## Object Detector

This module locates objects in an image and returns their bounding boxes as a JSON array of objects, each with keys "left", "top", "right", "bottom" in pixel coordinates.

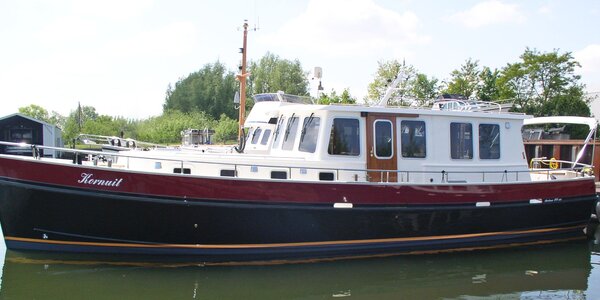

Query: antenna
[
  {"left": 253, "top": 0, "right": 260, "bottom": 31},
  {"left": 313, "top": 67, "right": 324, "bottom": 99},
  {"left": 254, "top": 16, "right": 260, "bottom": 31}
]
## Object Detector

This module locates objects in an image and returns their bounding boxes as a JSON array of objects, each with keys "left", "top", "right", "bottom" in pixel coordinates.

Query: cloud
[
  {"left": 537, "top": 3, "right": 553, "bottom": 16},
  {"left": 575, "top": 44, "right": 600, "bottom": 92},
  {"left": 258, "top": 0, "right": 429, "bottom": 58},
  {"left": 575, "top": 44, "right": 600, "bottom": 73},
  {"left": 447, "top": 0, "right": 525, "bottom": 28}
]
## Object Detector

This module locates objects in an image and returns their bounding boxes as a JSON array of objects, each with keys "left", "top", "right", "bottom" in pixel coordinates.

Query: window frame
[
  {"left": 479, "top": 123, "right": 501, "bottom": 159},
  {"left": 450, "top": 122, "right": 473, "bottom": 159},
  {"left": 251, "top": 127, "right": 262, "bottom": 144},
  {"left": 327, "top": 118, "right": 360, "bottom": 156},
  {"left": 298, "top": 116, "right": 320, "bottom": 153},
  {"left": 260, "top": 129, "right": 272, "bottom": 145},
  {"left": 282, "top": 116, "right": 300, "bottom": 151},
  {"left": 271, "top": 116, "right": 286, "bottom": 149},
  {"left": 400, "top": 120, "right": 427, "bottom": 158},
  {"left": 373, "top": 119, "right": 394, "bottom": 159}
]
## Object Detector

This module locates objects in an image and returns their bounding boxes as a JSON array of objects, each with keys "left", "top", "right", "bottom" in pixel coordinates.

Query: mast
[{"left": 237, "top": 21, "right": 249, "bottom": 139}]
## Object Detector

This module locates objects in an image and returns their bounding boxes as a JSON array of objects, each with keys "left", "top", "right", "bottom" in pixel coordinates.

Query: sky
[{"left": 1, "top": 0, "right": 599, "bottom": 119}]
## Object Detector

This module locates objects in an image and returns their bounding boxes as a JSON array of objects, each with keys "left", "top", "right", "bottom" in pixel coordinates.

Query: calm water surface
[{"left": 0, "top": 224, "right": 598, "bottom": 299}]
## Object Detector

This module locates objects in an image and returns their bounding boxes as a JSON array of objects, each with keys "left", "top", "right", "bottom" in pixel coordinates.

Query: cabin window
[
  {"left": 272, "top": 117, "right": 285, "bottom": 149},
  {"left": 173, "top": 168, "right": 191, "bottom": 174},
  {"left": 260, "top": 129, "right": 271, "bottom": 145},
  {"left": 271, "top": 171, "right": 288, "bottom": 179},
  {"left": 374, "top": 120, "right": 393, "bottom": 158},
  {"left": 220, "top": 170, "right": 236, "bottom": 177},
  {"left": 401, "top": 120, "right": 426, "bottom": 158},
  {"left": 328, "top": 118, "right": 360, "bottom": 156},
  {"left": 319, "top": 172, "right": 335, "bottom": 181},
  {"left": 479, "top": 124, "right": 500, "bottom": 159},
  {"left": 299, "top": 116, "right": 320, "bottom": 153},
  {"left": 282, "top": 117, "right": 299, "bottom": 150},
  {"left": 450, "top": 122, "right": 473, "bottom": 159},
  {"left": 251, "top": 128, "right": 262, "bottom": 144}
]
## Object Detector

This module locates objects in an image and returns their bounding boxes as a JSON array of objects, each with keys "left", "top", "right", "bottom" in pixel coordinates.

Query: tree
[
  {"left": 411, "top": 73, "right": 439, "bottom": 103},
  {"left": 497, "top": 48, "right": 588, "bottom": 117},
  {"left": 444, "top": 58, "right": 480, "bottom": 99},
  {"left": 317, "top": 88, "right": 357, "bottom": 105},
  {"left": 18, "top": 104, "right": 49, "bottom": 122},
  {"left": 366, "top": 60, "right": 417, "bottom": 105},
  {"left": 247, "top": 52, "right": 309, "bottom": 96},
  {"left": 163, "top": 61, "right": 238, "bottom": 120},
  {"left": 81, "top": 115, "right": 122, "bottom": 137},
  {"left": 136, "top": 110, "right": 215, "bottom": 144},
  {"left": 213, "top": 114, "right": 239, "bottom": 144},
  {"left": 476, "top": 67, "right": 500, "bottom": 101},
  {"left": 62, "top": 105, "right": 100, "bottom": 142},
  {"left": 18, "top": 104, "right": 65, "bottom": 128}
]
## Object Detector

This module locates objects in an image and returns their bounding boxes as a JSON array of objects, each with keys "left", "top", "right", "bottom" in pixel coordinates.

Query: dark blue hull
[{"left": 0, "top": 177, "right": 597, "bottom": 263}]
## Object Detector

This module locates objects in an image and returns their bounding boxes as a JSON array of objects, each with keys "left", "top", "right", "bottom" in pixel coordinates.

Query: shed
[{"left": 0, "top": 113, "right": 63, "bottom": 158}]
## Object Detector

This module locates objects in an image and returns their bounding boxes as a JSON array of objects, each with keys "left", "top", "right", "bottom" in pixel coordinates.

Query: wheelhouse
[{"left": 241, "top": 93, "right": 529, "bottom": 183}]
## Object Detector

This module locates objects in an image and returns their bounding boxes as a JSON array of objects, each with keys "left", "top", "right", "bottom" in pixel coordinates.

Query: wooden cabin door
[{"left": 366, "top": 114, "right": 397, "bottom": 182}]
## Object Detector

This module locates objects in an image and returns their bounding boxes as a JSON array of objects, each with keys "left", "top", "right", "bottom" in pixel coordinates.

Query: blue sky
[{"left": 1, "top": 0, "right": 599, "bottom": 119}]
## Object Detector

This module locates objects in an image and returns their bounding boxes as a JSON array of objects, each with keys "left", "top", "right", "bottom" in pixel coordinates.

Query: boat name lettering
[
  {"left": 78, "top": 173, "right": 124, "bottom": 187},
  {"left": 543, "top": 198, "right": 562, "bottom": 203}
]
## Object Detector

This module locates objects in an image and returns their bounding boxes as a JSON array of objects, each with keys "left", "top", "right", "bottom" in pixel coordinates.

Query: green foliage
[
  {"left": 477, "top": 67, "right": 501, "bottom": 101},
  {"left": 366, "top": 61, "right": 442, "bottom": 106},
  {"left": 18, "top": 104, "right": 65, "bottom": 128},
  {"left": 444, "top": 58, "right": 480, "bottom": 99},
  {"left": 81, "top": 116, "right": 123, "bottom": 137},
  {"left": 497, "top": 48, "right": 588, "bottom": 117},
  {"left": 62, "top": 105, "right": 101, "bottom": 142},
  {"left": 366, "top": 60, "right": 417, "bottom": 104},
  {"left": 137, "top": 110, "right": 215, "bottom": 144},
  {"left": 248, "top": 52, "right": 309, "bottom": 97},
  {"left": 411, "top": 73, "right": 439, "bottom": 103},
  {"left": 317, "top": 89, "right": 357, "bottom": 105},
  {"left": 163, "top": 61, "right": 238, "bottom": 120},
  {"left": 213, "top": 114, "right": 239, "bottom": 144},
  {"left": 19, "top": 49, "right": 594, "bottom": 146}
]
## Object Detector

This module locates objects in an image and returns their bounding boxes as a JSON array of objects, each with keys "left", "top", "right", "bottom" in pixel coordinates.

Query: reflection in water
[{"left": 0, "top": 225, "right": 597, "bottom": 300}]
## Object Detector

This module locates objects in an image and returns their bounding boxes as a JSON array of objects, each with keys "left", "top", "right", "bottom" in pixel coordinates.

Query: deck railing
[{"left": 0, "top": 141, "right": 593, "bottom": 184}]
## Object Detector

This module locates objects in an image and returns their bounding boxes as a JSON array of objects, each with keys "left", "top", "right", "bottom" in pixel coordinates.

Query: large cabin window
[
  {"left": 374, "top": 120, "right": 393, "bottom": 158},
  {"left": 251, "top": 128, "right": 262, "bottom": 144},
  {"left": 260, "top": 129, "right": 271, "bottom": 145},
  {"left": 328, "top": 118, "right": 360, "bottom": 156},
  {"left": 401, "top": 120, "right": 426, "bottom": 158},
  {"left": 282, "top": 116, "right": 299, "bottom": 150},
  {"left": 479, "top": 124, "right": 500, "bottom": 159},
  {"left": 272, "top": 116, "right": 286, "bottom": 149},
  {"left": 299, "top": 115, "right": 320, "bottom": 153},
  {"left": 450, "top": 122, "right": 473, "bottom": 159}
]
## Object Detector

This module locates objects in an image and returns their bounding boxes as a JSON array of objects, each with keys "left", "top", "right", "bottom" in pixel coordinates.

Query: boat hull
[{"left": 0, "top": 175, "right": 596, "bottom": 262}]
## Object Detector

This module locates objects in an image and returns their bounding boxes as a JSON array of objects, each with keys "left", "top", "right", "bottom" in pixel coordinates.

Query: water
[{"left": 0, "top": 224, "right": 598, "bottom": 300}]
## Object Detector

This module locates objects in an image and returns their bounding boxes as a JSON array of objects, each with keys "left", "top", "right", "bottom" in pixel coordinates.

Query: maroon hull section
[
  {"left": 0, "top": 156, "right": 595, "bottom": 206},
  {"left": 0, "top": 155, "right": 597, "bottom": 260}
]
